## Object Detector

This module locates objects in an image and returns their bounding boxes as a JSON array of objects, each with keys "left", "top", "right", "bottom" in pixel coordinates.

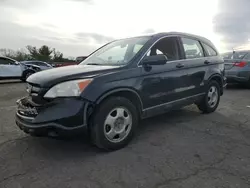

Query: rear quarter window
[{"left": 202, "top": 43, "right": 217, "bottom": 56}]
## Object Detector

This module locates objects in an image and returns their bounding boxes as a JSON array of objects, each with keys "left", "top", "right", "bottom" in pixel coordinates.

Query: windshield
[{"left": 80, "top": 36, "right": 150, "bottom": 66}]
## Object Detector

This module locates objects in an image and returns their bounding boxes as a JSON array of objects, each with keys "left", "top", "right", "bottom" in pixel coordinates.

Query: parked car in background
[
  {"left": 21, "top": 60, "right": 53, "bottom": 71},
  {"left": 0, "top": 56, "right": 40, "bottom": 81},
  {"left": 16, "top": 32, "right": 226, "bottom": 151},
  {"left": 76, "top": 56, "right": 88, "bottom": 63},
  {"left": 222, "top": 50, "right": 250, "bottom": 87},
  {"left": 52, "top": 62, "right": 79, "bottom": 67}
]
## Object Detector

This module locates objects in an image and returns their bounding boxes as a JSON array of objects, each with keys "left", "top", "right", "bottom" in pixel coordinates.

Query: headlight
[{"left": 44, "top": 79, "right": 92, "bottom": 98}]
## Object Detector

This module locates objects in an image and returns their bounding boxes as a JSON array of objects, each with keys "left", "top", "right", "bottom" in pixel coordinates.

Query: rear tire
[
  {"left": 197, "top": 80, "right": 220, "bottom": 113},
  {"left": 90, "top": 97, "right": 138, "bottom": 151}
]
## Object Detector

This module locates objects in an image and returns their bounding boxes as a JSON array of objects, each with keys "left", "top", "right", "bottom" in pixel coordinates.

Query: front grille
[{"left": 17, "top": 98, "right": 41, "bottom": 118}]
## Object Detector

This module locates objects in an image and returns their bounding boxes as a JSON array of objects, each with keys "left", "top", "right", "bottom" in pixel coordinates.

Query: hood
[{"left": 27, "top": 64, "right": 119, "bottom": 87}]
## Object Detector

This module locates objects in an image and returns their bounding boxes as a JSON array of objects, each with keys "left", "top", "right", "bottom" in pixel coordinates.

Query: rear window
[{"left": 233, "top": 52, "right": 248, "bottom": 59}]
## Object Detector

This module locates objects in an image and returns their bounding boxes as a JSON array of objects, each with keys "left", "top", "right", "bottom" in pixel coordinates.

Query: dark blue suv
[{"left": 16, "top": 32, "right": 226, "bottom": 151}]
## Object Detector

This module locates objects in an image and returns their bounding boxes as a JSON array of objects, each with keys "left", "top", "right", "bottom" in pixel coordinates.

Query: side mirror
[
  {"left": 14, "top": 61, "right": 19, "bottom": 65},
  {"left": 141, "top": 54, "right": 167, "bottom": 66}
]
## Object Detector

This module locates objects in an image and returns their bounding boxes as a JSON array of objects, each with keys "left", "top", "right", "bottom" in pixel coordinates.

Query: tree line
[{"left": 0, "top": 45, "right": 75, "bottom": 62}]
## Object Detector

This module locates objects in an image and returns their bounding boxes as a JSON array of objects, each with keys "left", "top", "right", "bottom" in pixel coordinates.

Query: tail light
[{"left": 234, "top": 61, "right": 247, "bottom": 67}]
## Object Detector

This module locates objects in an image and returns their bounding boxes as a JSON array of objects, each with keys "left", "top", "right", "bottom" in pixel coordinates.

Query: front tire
[
  {"left": 90, "top": 97, "right": 138, "bottom": 151},
  {"left": 197, "top": 80, "right": 220, "bottom": 113},
  {"left": 25, "top": 71, "right": 34, "bottom": 80},
  {"left": 21, "top": 71, "right": 35, "bottom": 82}
]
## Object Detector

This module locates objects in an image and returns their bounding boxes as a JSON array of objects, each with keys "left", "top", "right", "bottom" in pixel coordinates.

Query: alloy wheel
[
  {"left": 104, "top": 107, "right": 132, "bottom": 143},
  {"left": 207, "top": 86, "right": 218, "bottom": 108}
]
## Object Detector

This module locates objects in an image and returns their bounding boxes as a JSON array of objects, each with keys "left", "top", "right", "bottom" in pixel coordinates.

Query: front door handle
[
  {"left": 204, "top": 60, "right": 211, "bottom": 64},
  {"left": 176, "top": 63, "right": 184, "bottom": 68}
]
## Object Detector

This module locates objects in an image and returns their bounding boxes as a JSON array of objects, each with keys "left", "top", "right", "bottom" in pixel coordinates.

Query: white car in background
[
  {"left": 21, "top": 60, "right": 53, "bottom": 71},
  {"left": 0, "top": 56, "right": 42, "bottom": 81}
]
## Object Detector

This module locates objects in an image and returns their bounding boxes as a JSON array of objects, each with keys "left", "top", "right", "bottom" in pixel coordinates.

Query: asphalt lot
[{"left": 1, "top": 81, "right": 250, "bottom": 188}]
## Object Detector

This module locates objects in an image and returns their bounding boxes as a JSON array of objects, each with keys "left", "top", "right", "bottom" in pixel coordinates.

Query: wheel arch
[
  {"left": 22, "top": 69, "right": 36, "bottom": 77},
  {"left": 208, "top": 74, "right": 223, "bottom": 95},
  {"left": 95, "top": 88, "right": 144, "bottom": 116}
]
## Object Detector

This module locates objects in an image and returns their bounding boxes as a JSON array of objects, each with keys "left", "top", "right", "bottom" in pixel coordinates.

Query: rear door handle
[
  {"left": 204, "top": 60, "right": 211, "bottom": 64},
  {"left": 176, "top": 63, "right": 184, "bottom": 68}
]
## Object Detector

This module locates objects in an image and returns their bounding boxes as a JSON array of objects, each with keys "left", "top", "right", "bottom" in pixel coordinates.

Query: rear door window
[{"left": 181, "top": 38, "right": 204, "bottom": 59}]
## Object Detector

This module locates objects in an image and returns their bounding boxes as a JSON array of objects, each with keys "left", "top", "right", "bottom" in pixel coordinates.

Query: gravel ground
[{"left": 0, "top": 81, "right": 250, "bottom": 188}]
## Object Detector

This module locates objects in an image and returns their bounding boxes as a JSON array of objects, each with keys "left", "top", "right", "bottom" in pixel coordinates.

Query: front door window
[{"left": 146, "top": 37, "right": 180, "bottom": 61}]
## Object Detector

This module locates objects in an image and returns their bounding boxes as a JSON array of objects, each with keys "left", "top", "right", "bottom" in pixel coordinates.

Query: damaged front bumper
[{"left": 15, "top": 97, "right": 91, "bottom": 137}]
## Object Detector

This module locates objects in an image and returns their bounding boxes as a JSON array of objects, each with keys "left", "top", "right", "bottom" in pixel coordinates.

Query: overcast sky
[{"left": 0, "top": 0, "right": 249, "bottom": 57}]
